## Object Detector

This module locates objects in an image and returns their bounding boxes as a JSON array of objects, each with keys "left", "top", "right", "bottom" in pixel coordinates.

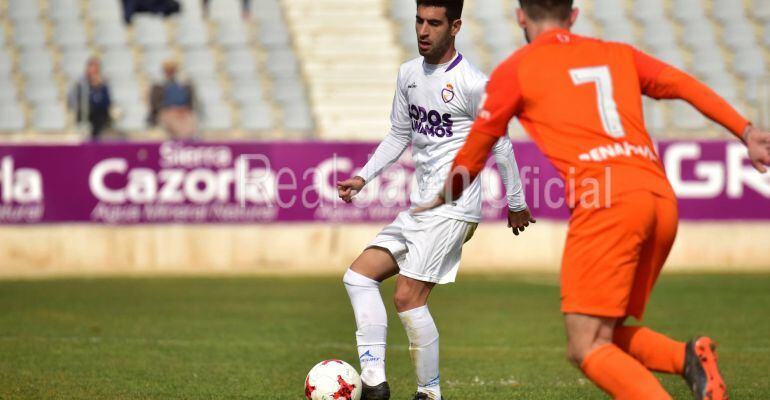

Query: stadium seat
[
  {"left": 110, "top": 79, "right": 142, "bottom": 108},
  {"left": 20, "top": 49, "right": 54, "bottom": 80},
  {"left": 25, "top": 79, "right": 60, "bottom": 105},
  {"left": 764, "top": 23, "right": 770, "bottom": 46},
  {"left": 201, "top": 101, "right": 233, "bottom": 131},
  {"left": 272, "top": 78, "right": 307, "bottom": 105},
  {"left": 632, "top": 0, "right": 665, "bottom": 23},
  {"left": 703, "top": 72, "right": 739, "bottom": 104},
  {"left": 265, "top": 48, "right": 300, "bottom": 79},
  {"left": 0, "top": 49, "right": 13, "bottom": 77},
  {"left": 175, "top": 17, "right": 210, "bottom": 49},
  {"left": 92, "top": 22, "right": 129, "bottom": 48},
  {"left": 48, "top": 0, "right": 82, "bottom": 22},
  {"left": 672, "top": 101, "right": 708, "bottom": 130},
  {"left": 250, "top": 0, "right": 284, "bottom": 24},
  {"left": 54, "top": 21, "right": 88, "bottom": 49},
  {"left": 473, "top": 0, "right": 508, "bottom": 23},
  {"left": 652, "top": 46, "right": 686, "bottom": 70},
  {"left": 483, "top": 20, "right": 518, "bottom": 55},
  {"left": 239, "top": 102, "right": 274, "bottom": 131},
  {"left": 142, "top": 48, "right": 171, "bottom": 82},
  {"left": 88, "top": 0, "right": 124, "bottom": 23},
  {"left": 733, "top": 47, "right": 767, "bottom": 79},
  {"left": 0, "top": 78, "right": 17, "bottom": 105},
  {"left": 224, "top": 48, "right": 258, "bottom": 80},
  {"left": 682, "top": 22, "right": 718, "bottom": 51},
  {"left": 231, "top": 80, "right": 264, "bottom": 105},
  {"left": 673, "top": 0, "right": 707, "bottom": 22},
  {"left": 178, "top": 0, "right": 204, "bottom": 20},
  {"left": 643, "top": 98, "right": 666, "bottom": 134},
  {"left": 602, "top": 20, "right": 635, "bottom": 43},
  {"left": 757, "top": 0, "right": 770, "bottom": 22},
  {"left": 12, "top": 23, "right": 47, "bottom": 49},
  {"left": 593, "top": 0, "right": 627, "bottom": 24},
  {"left": 115, "top": 104, "right": 149, "bottom": 131},
  {"left": 641, "top": 19, "right": 677, "bottom": 51},
  {"left": 691, "top": 47, "right": 728, "bottom": 77},
  {"left": 216, "top": 20, "right": 249, "bottom": 48},
  {"left": 722, "top": 22, "right": 757, "bottom": 51},
  {"left": 282, "top": 103, "right": 314, "bottom": 132},
  {"left": 712, "top": 0, "right": 746, "bottom": 23},
  {"left": 102, "top": 49, "right": 137, "bottom": 82},
  {"left": 133, "top": 15, "right": 169, "bottom": 50},
  {"left": 258, "top": 22, "right": 291, "bottom": 50},
  {"left": 32, "top": 104, "right": 67, "bottom": 132},
  {"left": 61, "top": 48, "right": 92, "bottom": 82},
  {"left": 398, "top": 21, "right": 416, "bottom": 49},
  {"left": 391, "top": 0, "right": 415, "bottom": 22},
  {"left": 193, "top": 78, "right": 225, "bottom": 104},
  {"left": 7, "top": 0, "right": 40, "bottom": 23},
  {"left": 0, "top": 104, "right": 25, "bottom": 132},
  {"left": 208, "top": 0, "right": 242, "bottom": 22},
  {"left": 183, "top": 48, "right": 217, "bottom": 79}
]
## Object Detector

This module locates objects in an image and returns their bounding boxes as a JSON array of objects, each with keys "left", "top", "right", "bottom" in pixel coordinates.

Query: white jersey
[{"left": 359, "top": 52, "right": 525, "bottom": 223}]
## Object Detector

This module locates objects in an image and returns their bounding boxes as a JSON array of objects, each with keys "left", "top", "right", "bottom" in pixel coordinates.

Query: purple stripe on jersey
[{"left": 445, "top": 53, "right": 463, "bottom": 72}]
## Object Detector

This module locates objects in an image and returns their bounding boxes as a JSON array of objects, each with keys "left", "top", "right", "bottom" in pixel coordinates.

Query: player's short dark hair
[
  {"left": 416, "top": 0, "right": 464, "bottom": 23},
  {"left": 518, "top": 0, "right": 573, "bottom": 21}
]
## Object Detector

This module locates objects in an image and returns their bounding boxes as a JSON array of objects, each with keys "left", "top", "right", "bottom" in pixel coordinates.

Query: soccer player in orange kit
[{"left": 417, "top": 0, "right": 770, "bottom": 399}]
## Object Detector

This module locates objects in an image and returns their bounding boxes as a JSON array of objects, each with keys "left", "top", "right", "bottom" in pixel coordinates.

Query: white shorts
[{"left": 367, "top": 211, "right": 478, "bottom": 284}]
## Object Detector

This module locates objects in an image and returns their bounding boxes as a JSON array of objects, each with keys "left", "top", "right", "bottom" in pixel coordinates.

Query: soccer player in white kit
[{"left": 336, "top": 1, "right": 534, "bottom": 399}]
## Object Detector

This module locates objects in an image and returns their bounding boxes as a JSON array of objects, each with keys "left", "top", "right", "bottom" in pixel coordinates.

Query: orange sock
[
  {"left": 613, "top": 326, "right": 686, "bottom": 374},
  {"left": 581, "top": 344, "right": 672, "bottom": 400}
]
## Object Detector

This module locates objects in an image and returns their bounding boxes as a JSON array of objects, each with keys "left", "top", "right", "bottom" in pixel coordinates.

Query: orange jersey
[{"left": 452, "top": 28, "right": 750, "bottom": 205}]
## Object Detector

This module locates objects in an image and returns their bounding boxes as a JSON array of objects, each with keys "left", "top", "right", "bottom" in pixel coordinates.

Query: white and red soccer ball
[{"left": 305, "top": 359, "right": 362, "bottom": 400}]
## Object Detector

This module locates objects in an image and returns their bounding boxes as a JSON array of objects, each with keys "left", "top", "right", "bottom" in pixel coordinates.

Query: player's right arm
[
  {"left": 632, "top": 47, "right": 770, "bottom": 172},
  {"left": 337, "top": 67, "right": 413, "bottom": 203}
]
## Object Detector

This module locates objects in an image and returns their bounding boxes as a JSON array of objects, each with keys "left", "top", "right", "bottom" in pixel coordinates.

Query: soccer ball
[{"left": 304, "top": 359, "right": 362, "bottom": 400}]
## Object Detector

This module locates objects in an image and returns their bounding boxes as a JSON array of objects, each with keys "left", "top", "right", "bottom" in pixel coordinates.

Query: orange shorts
[{"left": 561, "top": 191, "right": 678, "bottom": 320}]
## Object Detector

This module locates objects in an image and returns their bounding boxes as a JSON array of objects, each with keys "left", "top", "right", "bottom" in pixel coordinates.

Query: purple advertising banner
[{"left": 0, "top": 140, "right": 767, "bottom": 224}]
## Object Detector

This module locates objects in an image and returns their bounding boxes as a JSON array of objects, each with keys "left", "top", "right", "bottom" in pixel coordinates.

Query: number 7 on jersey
[{"left": 569, "top": 66, "right": 627, "bottom": 138}]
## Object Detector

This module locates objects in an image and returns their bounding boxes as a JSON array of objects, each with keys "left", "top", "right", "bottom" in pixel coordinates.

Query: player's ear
[
  {"left": 515, "top": 8, "right": 527, "bottom": 28},
  {"left": 568, "top": 8, "right": 580, "bottom": 27},
  {"left": 451, "top": 18, "right": 462, "bottom": 36},
  {"left": 569, "top": 7, "right": 580, "bottom": 27}
]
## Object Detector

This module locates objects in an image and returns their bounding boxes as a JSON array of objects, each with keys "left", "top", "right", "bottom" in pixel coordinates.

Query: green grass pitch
[{"left": 0, "top": 273, "right": 768, "bottom": 399}]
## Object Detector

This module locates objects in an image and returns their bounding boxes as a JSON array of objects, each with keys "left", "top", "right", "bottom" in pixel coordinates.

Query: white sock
[
  {"left": 398, "top": 305, "right": 441, "bottom": 399},
  {"left": 343, "top": 269, "right": 387, "bottom": 386}
]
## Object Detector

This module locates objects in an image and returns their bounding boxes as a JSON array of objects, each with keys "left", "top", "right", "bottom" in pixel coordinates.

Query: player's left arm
[
  {"left": 491, "top": 135, "right": 536, "bottom": 235},
  {"left": 633, "top": 47, "right": 770, "bottom": 172}
]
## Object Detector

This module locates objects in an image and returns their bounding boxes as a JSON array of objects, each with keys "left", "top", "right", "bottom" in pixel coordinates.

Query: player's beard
[{"left": 422, "top": 36, "right": 452, "bottom": 62}]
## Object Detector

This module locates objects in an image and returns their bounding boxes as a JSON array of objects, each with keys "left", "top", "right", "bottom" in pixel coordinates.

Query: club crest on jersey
[{"left": 441, "top": 83, "right": 455, "bottom": 103}]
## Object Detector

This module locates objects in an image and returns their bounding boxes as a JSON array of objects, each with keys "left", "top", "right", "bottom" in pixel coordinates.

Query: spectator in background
[
  {"left": 123, "top": 0, "right": 180, "bottom": 23},
  {"left": 67, "top": 57, "right": 112, "bottom": 140},
  {"left": 148, "top": 59, "right": 197, "bottom": 140},
  {"left": 202, "top": 0, "right": 251, "bottom": 19}
]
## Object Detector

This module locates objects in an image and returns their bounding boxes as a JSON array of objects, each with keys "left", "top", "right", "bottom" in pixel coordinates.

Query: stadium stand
[{"left": 0, "top": 0, "right": 767, "bottom": 139}]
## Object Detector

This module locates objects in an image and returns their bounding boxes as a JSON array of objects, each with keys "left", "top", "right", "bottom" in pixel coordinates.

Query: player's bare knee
[
  {"left": 393, "top": 289, "right": 416, "bottom": 312},
  {"left": 566, "top": 345, "right": 583, "bottom": 367}
]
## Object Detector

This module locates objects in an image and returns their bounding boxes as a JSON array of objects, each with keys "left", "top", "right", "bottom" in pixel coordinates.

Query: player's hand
[
  {"left": 411, "top": 193, "right": 446, "bottom": 214},
  {"left": 745, "top": 125, "right": 770, "bottom": 173},
  {"left": 336, "top": 176, "right": 365, "bottom": 203},
  {"left": 508, "top": 208, "right": 536, "bottom": 236}
]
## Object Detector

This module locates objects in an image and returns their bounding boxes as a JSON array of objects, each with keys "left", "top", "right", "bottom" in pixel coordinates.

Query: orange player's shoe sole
[{"left": 684, "top": 336, "right": 729, "bottom": 400}]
